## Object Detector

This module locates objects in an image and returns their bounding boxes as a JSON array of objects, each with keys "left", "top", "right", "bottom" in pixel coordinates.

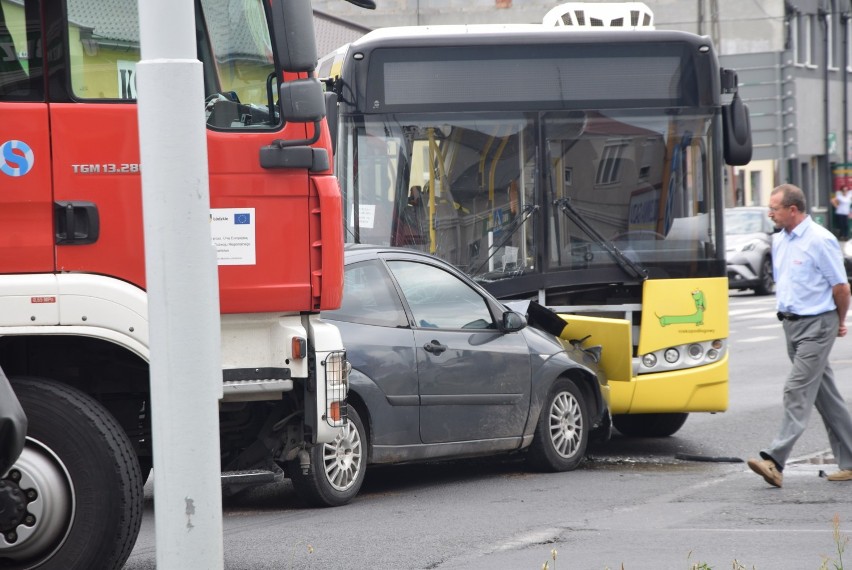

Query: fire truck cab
[{"left": 0, "top": 0, "right": 347, "bottom": 568}]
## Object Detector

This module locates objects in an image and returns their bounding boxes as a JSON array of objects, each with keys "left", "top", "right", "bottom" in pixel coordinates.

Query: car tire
[
  {"left": 754, "top": 256, "right": 775, "bottom": 296},
  {"left": 290, "top": 406, "right": 366, "bottom": 508},
  {"left": 527, "top": 377, "right": 589, "bottom": 472},
  {"left": 3, "top": 377, "right": 144, "bottom": 570},
  {"left": 612, "top": 412, "right": 689, "bottom": 438}
]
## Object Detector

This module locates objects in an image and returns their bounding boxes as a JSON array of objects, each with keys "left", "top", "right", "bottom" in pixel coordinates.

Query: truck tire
[
  {"left": 613, "top": 412, "right": 689, "bottom": 437},
  {"left": 289, "top": 406, "right": 365, "bottom": 508},
  {"left": 1, "top": 377, "right": 144, "bottom": 570}
]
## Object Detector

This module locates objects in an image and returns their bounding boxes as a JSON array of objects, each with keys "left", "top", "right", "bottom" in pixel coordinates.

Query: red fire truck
[{"left": 0, "top": 0, "right": 347, "bottom": 568}]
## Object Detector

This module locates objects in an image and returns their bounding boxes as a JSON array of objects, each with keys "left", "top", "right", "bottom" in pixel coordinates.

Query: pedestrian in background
[
  {"left": 831, "top": 185, "right": 851, "bottom": 240},
  {"left": 747, "top": 183, "right": 852, "bottom": 487}
]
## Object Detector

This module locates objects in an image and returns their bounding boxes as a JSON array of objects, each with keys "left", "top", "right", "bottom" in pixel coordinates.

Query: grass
[{"left": 541, "top": 514, "right": 847, "bottom": 570}]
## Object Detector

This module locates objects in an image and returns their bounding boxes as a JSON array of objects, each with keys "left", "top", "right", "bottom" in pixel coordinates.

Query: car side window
[
  {"left": 386, "top": 261, "right": 495, "bottom": 330},
  {"left": 324, "top": 260, "right": 408, "bottom": 328}
]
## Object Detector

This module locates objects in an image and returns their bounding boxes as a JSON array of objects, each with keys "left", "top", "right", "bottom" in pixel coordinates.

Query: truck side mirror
[
  {"left": 269, "top": 0, "right": 318, "bottom": 72},
  {"left": 279, "top": 78, "right": 326, "bottom": 124},
  {"left": 723, "top": 92, "right": 752, "bottom": 166}
]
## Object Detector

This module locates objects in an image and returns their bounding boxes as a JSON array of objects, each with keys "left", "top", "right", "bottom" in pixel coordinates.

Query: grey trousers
[{"left": 761, "top": 311, "right": 852, "bottom": 471}]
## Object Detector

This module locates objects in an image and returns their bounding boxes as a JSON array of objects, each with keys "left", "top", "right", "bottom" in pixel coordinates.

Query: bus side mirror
[
  {"left": 269, "top": 0, "right": 318, "bottom": 72},
  {"left": 723, "top": 93, "right": 752, "bottom": 166}
]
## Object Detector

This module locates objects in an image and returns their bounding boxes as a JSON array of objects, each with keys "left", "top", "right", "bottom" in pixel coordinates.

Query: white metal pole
[{"left": 136, "top": 0, "right": 224, "bottom": 568}]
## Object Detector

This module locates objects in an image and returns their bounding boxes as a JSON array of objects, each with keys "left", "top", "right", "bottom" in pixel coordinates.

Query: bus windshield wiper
[
  {"left": 471, "top": 204, "right": 539, "bottom": 277},
  {"left": 553, "top": 197, "right": 648, "bottom": 281}
]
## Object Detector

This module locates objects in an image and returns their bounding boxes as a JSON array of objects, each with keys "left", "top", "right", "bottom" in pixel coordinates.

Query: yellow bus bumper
[{"left": 609, "top": 352, "right": 729, "bottom": 414}]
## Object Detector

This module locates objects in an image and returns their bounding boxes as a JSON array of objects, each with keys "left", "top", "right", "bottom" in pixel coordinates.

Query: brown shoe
[
  {"left": 826, "top": 469, "right": 852, "bottom": 481},
  {"left": 747, "top": 457, "right": 783, "bottom": 487}
]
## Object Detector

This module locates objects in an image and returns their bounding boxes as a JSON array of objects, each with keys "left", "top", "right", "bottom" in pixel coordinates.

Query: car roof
[{"left": 344, "top": 243, "right": 441, "bottom": 263}]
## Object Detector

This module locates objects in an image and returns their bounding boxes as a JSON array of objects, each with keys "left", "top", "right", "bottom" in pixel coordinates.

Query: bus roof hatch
[{"left": 542, "top": 2, "right": 655, "bottom": 30}]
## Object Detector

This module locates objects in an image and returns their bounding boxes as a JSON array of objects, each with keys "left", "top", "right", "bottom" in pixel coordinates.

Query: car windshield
[{"left": 725, "top": 210, "right": 765, "bottom": 235}]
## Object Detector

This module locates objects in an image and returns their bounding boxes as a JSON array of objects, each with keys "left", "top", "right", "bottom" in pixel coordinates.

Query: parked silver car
[
  {"left": 725, "top": 207, "right": 775, "bottom": 295},
  {"left": 299, "top": 245, "right": 610, "bottom": 507}
]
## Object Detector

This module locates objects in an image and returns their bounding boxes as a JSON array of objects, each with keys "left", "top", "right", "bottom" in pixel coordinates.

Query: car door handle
[{"left": 423, "top": 340, "right": 447, "bottom": 355}]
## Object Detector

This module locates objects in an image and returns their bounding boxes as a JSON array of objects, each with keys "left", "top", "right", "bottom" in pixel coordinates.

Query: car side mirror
[{"left": 501, "top": 310, "right": 527, "bottom": 333}]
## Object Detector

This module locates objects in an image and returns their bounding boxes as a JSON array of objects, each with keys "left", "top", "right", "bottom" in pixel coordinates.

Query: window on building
[
  {"left": 847, "top": 18, "right": 852, "bottom": 72},
  {"left": 794, "top": 13, "right": 818, "bottom": 67},
  {"left": 793, "top": 13, "right": 805, "bottom": 66},
  {"left": 807, "top": 14, "right": 818, "bottom": 67},
  {"left": 827, "top": 14, "right": 838, "bottom": 70},
  {"left": 749, "top": 170, "right": 762, "bottom": 206},
  {"left": 595, "top": 141, "right": 626, "bottom": 185}
]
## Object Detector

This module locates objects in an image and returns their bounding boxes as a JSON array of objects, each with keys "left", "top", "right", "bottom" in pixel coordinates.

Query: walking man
[{"left": 747, "top": 184, "right": 852, "bottom": 487}]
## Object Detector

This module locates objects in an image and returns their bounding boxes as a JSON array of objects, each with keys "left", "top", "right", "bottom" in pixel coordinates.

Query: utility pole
[
  {"left": 697, "top": 0, "right": 704, "bottom": 35},
  {"left": 136, "top": 0, "right": 225, "bottom": 568},
  {"left": 710, "top": 0, "right": 721, "bottom": 49}
]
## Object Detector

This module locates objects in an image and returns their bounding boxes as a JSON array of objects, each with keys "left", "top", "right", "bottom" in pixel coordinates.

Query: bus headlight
[
  {"left": 642, "top": 353, "right": 657, "bottom": 368},
  {"left": 636, "top": 339, "right": 727, "bottom": 374},
  {"left": 687, "top": 343, "right": 704, "bottom": 359},
  {"left": 664, "top": 348, "right": 680, "bottom": 363}
]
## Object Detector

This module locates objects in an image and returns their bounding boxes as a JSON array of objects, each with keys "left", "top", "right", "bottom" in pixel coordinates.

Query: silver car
[
  {"left": 725, "top": 206, "right": 776, "bottom": 295},
  {"left": 298, "top": 245, "right": 610, "bottom": 507}
]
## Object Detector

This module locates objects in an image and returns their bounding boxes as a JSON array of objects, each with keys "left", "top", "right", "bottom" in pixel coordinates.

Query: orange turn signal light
[
  {"left": 291, "top": 337, "right": 307, "bottom": 359},
  {"left": 329, "top": 401, "right": 342, "bottom": 422}
]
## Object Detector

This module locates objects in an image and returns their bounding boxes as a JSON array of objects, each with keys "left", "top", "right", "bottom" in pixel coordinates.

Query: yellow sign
[{"left": 638, "top": 277, "right": 729, "bottom": 355}]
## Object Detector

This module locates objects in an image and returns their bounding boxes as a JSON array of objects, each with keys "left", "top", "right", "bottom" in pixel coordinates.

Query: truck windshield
[{"left": 65, "top": 0, "right": 279, "bottom": 129}]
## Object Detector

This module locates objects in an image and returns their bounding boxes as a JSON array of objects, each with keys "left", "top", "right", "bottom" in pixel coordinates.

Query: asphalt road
[{"left": 124, "top": 291, "right": 852, "bottom": 569}]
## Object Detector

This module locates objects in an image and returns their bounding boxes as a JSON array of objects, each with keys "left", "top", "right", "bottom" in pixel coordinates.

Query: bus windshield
[{"left": 339, "top": 107, "right": 718, "bottom": 295}]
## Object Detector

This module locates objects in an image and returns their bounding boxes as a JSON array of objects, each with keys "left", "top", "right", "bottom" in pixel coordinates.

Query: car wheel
[
  {"left": 2, "top": 377, "right": 144, "bottom": 570},
  {"left": 290, "top": 406, "right": 366, "bottom": 508},
  {"left": 612, "top": 412, "right": 688, "bottom": 437},
  {"left": 754, "top": 256, "right": 775, "bottom": 296},
  {"left": 527, "top": 378, "right": 589, "bottom": 472}
]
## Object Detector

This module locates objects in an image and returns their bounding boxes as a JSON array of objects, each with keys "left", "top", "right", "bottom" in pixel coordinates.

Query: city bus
[{"left": 322, "top": 13, "right": 752, "bottom": 437}]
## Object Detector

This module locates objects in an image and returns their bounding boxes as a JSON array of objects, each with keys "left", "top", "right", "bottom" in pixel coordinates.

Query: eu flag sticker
[{"left": 234, "top": 213, "right": 251, "bottom": 225}]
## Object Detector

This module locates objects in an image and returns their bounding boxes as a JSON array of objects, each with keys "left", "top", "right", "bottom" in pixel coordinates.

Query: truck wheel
[
  {"left": 613, "top": 412, "right": 689, "bottom": 437},
  {"left": 527, "top": 378, "right": 589, "bottom": 472},
  {"left": 290, "top": 407, "right": 365, "bottom": 508},
  {"left": 1, "top": 377, "right": 143, "bottom": 570}
]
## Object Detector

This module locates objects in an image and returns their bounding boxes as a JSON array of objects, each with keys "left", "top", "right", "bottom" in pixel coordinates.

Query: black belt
[{"left": 777, "top": 312, "right": 804, "bottom": 321}]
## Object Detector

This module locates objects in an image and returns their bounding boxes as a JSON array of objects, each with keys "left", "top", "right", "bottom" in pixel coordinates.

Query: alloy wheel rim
[
  {"left": 548, "top": 391, "right": 583, "bottom": 459},
  {"left": 322, "top": 419, "right": 363, "bottom": 492}
]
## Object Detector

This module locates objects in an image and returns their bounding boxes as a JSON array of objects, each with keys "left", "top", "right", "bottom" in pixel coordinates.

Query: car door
[
  {"left": 385, "top": 259, "right": 531, "bottom": 444},
  {"left": 323, "top": 258, "right": 421, "bottom": 447}
]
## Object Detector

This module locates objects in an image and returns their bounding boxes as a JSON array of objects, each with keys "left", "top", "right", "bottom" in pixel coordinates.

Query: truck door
[
  {"left": 0, "top": 1, "right": 53, "bottom": 274},
  {"left": 48, "top": 0, "right": 318, "bottom": 312},
  {"left": 43, "top": 0, "right": 149, "bottom": 288}
]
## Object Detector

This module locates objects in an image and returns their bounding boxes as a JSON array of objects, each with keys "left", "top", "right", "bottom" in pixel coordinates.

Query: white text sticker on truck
[{"left": 210, "top": 208, "right": 257, "bottom": 265}]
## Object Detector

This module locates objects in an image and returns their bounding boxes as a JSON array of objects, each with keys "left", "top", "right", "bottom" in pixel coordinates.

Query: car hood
[
  {"left": 505, "top": 300, "right": 603, "bottom": 376},
  {"left": 726, "top": 232, "right": 770, "bottom": 250}
]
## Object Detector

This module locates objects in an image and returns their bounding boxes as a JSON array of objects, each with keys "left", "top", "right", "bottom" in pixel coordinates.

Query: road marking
[
  {"left": 748, "top": 324, "right": 782, "bottom": 330},
  {"left": 740, "top": 336, "right": 775, "bottom": 343},
  {"left": 729, "top": 308, "right": 775, "bottom": 317}
]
